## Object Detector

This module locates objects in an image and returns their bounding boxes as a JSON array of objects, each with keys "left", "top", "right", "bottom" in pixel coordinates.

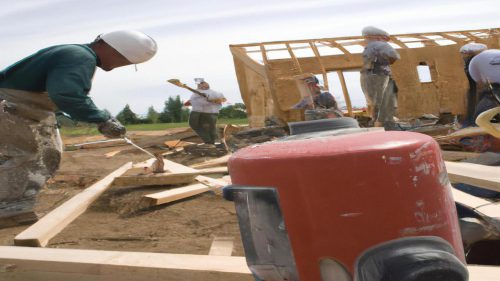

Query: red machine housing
[{"left": 228, "top": 130, "right": 465, "bottom": 280}]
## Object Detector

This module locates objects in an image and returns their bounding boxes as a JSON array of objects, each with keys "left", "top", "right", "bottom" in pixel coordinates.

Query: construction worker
[
  {"left": 459, "top": 43, "right": 488, "bottom": 127},
  {"left": 468, "top": 49, "right": 500, "bottom": 124},
  {"left": 0, "top": 30, "right": 157, "bottom": 226},
  {"left": 185, "top": 78, "right": 226, "bottom": 146},
  {"left": 360, "top": 26, "right": 400, "bottom": 130}
]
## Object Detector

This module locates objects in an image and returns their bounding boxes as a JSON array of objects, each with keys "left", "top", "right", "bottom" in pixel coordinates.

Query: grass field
[{"left": 59, "top": 118, "right": 248, "bottom": 136}]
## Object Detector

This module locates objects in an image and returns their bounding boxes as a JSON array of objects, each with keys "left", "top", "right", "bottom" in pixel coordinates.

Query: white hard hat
[
  {"left": 100, "top": 30, "right": 157, "bottom": 64},
  {"left": 362, "top": 26, "right": 389, "bottom": 37},
  {"left": 459, "top": 43, "right": 487, "bottom": 54},
  {"left": 194, "top": 78, "right": 205, "bottom": 84}
]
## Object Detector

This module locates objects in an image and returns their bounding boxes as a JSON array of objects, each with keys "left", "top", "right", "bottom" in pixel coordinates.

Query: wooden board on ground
[
  {"left": 209, "top": 237, "right": 234, "bottom": 256},
  {"left": 164, "top": 140, "right": 195, "bottom": 148},
  {"left": 0, "top": 246, "right": 495, "bottom": 281},
  {"left": 142, "top": 183, "right": 212, "bottom": 206},
  {"left": 113, "top": 167, "right": 228, "bottom": 187},
  {"left": 191, "top": 154, "right": 231, "bottom": 169},
  {"left": 140, "top": 158, "right": 230, "bottom": 206},
  {"left": 14, "top": 162, "right": 133, "bottom": 247},
  {"left": 445, "top": 161, "right": 500, "bottom": 192},
  {"left": 105, "top": 149, "right": 124, "bottom": 159},
  {"left": 0, "top": 246, "right": 252, "bottom": 281},
  {"left": 65, "top": 139, "right": 128, "bottom": 150},
  {"left": 142, "top": 176, "right": 229, "bottom": 207}
]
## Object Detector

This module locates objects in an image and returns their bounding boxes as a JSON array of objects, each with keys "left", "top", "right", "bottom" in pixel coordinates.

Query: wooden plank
[
  {"left": 337, "top": 71, "right": 353, "bottom": 116},
  {"left": 65, "top": 139, "right": 128, "bottom": 150},
  {"left": 445, "top": 161, "right": 500, "bottom": 192},
  {"left": 191, "top": 154, "right": 231, "bottom": 169},
  {"left": 142, "top": 175, "right": 228, "bottom": 207},
  {"left": 14, "top": 162, "right": 133, "bottom": 247},
  {"left": 441, "top": 151, "right": 480, "bottom": 162},
  {"left": 113, "top": 167, "right": 228, "bottom": 187},
  {"left": 0, "top": 246, "right": 495, "bottom": 281},
  {"left": 209, "top": 237, "right": 234, "bottom": 256},
  {"left": 467, "top": 265, "right": 500, "bottom": 281},
  {"left": 143, "top": 183, "right": 211, "bottom": 206},
  {"left": 0, "top": 246, "right": 252, "bottom": 281},
  {"left": 229, "top": 47, "right": 267, "bottom": 77},
  {"left": 451, "top": 188, "right": 492, "bottom": 210}
]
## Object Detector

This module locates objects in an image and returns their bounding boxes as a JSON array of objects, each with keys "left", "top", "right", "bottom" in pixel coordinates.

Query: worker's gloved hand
[{"left": 98, "top": 118, "right": 126, "bottom": 138}]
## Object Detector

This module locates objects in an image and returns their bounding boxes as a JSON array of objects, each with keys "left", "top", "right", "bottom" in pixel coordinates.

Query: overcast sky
[{"left": 1, "top": 0, "right": 498, "bottom": 115}]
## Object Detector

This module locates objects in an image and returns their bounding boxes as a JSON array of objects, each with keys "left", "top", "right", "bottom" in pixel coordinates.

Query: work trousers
[
  {"left": 0, "top": 89, "right": 62, "bottom": 219},
  {"left": 189, "top": 111, "right": 219, "bottom": 144},
  {"left": 360, "top": 73, "right": 398, "bottom": 130}
]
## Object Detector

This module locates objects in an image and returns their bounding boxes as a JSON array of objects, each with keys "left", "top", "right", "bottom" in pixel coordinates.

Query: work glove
[{"left": 98, "top": 117, "right": 126, "bottom": 138}]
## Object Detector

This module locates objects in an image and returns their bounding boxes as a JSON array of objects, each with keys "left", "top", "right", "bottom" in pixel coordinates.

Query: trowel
[{"left": 123, "top": 137, "right": 165, "bottom": 173}]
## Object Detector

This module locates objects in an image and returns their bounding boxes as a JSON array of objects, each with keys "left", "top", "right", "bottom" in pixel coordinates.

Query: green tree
[
  {"left": 146, "top": 106, "right": 159, "bottom": 123},
  {"left": 116, "top": 104, "right": 139, "bottom": 125},
  {"left": 219, "top": 103, "right": 247, "bottom": 119},
  {"left": 158, "top": 95, "right": 185, "bottom": 123}
]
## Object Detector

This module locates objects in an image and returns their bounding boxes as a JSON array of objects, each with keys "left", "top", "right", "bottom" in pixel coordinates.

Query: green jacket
[{"left": 0, "top": 44, "right": 109, "bottom": 123}]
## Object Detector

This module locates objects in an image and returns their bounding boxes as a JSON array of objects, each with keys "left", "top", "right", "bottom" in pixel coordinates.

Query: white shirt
[
  {"left": 190, "top": 89, "right": 225, "bottom": 114},
  {"left": 469, "top": 49, "right": 500, "bottom": 84}
]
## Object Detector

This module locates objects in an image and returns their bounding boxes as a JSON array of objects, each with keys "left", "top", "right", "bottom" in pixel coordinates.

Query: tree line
[{"left": 116, "top": 95, "right": 247, "bottom": 125}]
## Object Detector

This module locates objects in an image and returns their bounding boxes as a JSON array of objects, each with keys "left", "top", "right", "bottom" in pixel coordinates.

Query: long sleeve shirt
[{"left": 0, "top": 44, "right": 109, "bottom": 123}]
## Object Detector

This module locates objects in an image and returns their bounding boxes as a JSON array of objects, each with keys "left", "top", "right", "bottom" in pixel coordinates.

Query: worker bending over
[
  {"left": 185, "top": 78, "right": 226, "bottom": 146},
  {"left": 360, "top": 26, "right": 400, "bottom": 130},
  {"left": 459, "top": 43, "right": 488, "bottom": 127},
  {"left": 0, "top": 30, "right": 157, "bottom": 226}
]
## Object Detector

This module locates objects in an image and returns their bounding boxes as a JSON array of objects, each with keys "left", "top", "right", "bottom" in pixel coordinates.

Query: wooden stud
[
  {"left": 309, "top": 42, "right": 329, "bottom": 91},
  {"left": 285, "top": 43, "right": 303, "bottom": 73},
  {"left": 336, "top": 70, "right": 353, "bottom": 116},
  {"left": 14, "top": 162, "right": 133, "bottom": 247}
]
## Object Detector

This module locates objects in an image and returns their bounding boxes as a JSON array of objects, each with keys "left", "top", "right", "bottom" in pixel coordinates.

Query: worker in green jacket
[{"left": 0, "top": 30, "right": 157, "bottom": 227}]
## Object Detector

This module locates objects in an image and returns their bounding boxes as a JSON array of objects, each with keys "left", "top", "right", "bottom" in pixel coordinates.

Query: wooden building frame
[{"left": 230, "top": 28, "right": 500, "bottom": 127}]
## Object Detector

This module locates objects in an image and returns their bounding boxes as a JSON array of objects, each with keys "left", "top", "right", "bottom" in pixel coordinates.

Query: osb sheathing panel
[
  {"left": 392, "top": 44, "right": 468, "bottom": 118},
  {"left": 233, "top": 57, "right": 272, "bottom": 127}
]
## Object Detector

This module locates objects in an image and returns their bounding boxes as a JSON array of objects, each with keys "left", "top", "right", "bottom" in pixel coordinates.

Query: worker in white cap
[
  {"left": 0, "top": 30, "right": 157, "bottom": 227},
  {"left": 459, "top": 43, "right": 488, "bottom": 126},
  {"left": 468, "top": 49, "right": 500, "bottom": 129},
  {"left": 360, "top": 26, "right": 400, "bottom": 130},
  {"left": 185, "top": 78, "right": 226, "bottom": 146}
]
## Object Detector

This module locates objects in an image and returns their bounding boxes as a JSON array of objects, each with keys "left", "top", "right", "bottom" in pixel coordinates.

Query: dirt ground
[{"left": 0, "top": 127, "right": 245, "bottom": 258}]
